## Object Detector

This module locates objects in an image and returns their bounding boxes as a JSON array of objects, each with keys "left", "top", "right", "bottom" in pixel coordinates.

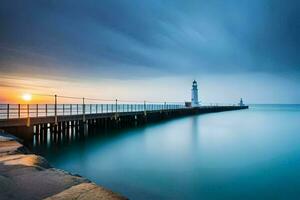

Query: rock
[
  {"left": 44, "top": 183, "right": 128, "bottom": 200},
  {"left": 0, "top": 131, "right": 127, "bottom": 200}
]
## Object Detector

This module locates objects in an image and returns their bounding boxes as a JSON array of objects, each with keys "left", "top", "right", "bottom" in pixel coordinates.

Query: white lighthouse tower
[
  {"left": 239, "top": 98, "right": 245, "bottom": 106},
  {"left": 191, "top": 80, "right": 199, "bottom": 107}
]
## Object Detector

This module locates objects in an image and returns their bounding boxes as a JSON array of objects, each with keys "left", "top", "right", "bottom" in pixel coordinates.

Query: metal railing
[{"left": 0, "top": 103, "right": 186, "bottom": 120}]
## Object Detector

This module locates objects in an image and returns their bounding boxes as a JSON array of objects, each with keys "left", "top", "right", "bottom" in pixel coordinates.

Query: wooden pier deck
[{"left": 0, "top": 104, "right": 248, "bottom": 141}]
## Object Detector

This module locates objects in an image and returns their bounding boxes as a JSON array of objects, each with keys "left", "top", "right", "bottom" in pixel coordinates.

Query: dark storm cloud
[{"left": 0, "top": 0, "right": 299, "bottom": 78}]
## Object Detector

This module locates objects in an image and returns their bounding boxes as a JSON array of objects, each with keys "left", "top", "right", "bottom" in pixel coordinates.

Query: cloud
[{"left": 0, "top": 0, "right": 299, "bottom": 80}]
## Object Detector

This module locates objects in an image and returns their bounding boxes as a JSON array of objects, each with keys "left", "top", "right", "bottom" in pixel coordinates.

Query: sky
[{"left": 0, "top": 0, "right": 299, "bottom": 104}]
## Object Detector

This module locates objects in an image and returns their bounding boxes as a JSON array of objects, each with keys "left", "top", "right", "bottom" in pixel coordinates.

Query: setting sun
[{"left": 22, "top": 93, "right": 32, "bottom": 101}]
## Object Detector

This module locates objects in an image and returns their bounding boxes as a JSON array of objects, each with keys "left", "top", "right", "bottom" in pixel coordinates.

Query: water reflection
[
  {"left": 191, "top": 116, "right": 199, "bottom": 151},
  {"left": 30, "top": 105, "right": 300, "bottom": 200},
  {"left": 32, "top": 124, "right": 86, "bottom": 148}
]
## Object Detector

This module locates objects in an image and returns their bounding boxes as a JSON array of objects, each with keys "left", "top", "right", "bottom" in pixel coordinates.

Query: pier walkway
[{"left": 0, "top": 102, "right": 248, "bottom": 141}]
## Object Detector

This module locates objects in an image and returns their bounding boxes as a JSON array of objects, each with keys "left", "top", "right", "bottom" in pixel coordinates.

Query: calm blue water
[{"left": 32, "top": 105, "right": 300, "bottom": 199}]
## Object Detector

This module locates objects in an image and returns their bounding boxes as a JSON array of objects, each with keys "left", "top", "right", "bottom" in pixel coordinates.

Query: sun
[{"left": 22, "top": 93, "right": 32, "bottom": 101}]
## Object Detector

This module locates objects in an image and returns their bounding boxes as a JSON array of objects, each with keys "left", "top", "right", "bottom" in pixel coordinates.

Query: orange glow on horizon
[{"left": 0, "top": 74, "right": 188, "bottom": 104}]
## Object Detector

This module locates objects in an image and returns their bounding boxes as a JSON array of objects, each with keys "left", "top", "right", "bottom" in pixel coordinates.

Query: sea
[{"left": 31, "top": 104, "right": 300, "bottom": 200}]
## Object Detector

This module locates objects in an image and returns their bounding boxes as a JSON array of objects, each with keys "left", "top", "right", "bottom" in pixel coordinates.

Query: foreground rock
[{"left": 0, "top": 131, "right": 127, "bottom": 200}]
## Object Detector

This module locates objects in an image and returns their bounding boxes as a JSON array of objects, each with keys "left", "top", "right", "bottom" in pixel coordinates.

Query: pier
[{"left": 0, "top": 101, "right": 248, "bottom": 142}]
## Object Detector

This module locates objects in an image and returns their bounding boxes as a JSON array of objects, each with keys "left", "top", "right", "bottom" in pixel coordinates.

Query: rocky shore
[{"left": 0, "top": 131, "right": 127, "bottom": 200}]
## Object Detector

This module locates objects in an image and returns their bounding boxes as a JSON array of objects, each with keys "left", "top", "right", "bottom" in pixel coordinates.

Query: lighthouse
[
  {"left": 239, "top": 98, "right": 245, "bottom": 106},
  {"left": 191, "top": 80, "right": 199, "bottom": 107}
]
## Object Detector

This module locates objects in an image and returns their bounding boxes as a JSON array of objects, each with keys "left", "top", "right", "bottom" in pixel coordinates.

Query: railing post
[
  {"left": 45, "top": 104, "right": 48, "bottom": 117},
  {"left": 18, "top": 104, "right": 20, "bottom": 118},
  {"left": 26, "top": 104, "right": 30, "bottom": 127},
  {"left": 36, "top": 104, "right": 38, "bottom": 117},
  {"left": 101, "top": 104, "right": 103, "bottom": 113},
  {"left": 77, "top": 104, "right": 79, "bottom": 114},
  {"left": 70, "top": 104, "right": 72, "bottom": 115},
  {"left": 164, "top": 102, "right": 166, "bottom": 110},
  {"left": 7, "top": 104, "right": 9, "bottom": 119},
  {"left": 96, "top": 104, "right": 98, "bottom": 113},
  {"left": 90, "top": 104, "right": 92, "bottom": 114},
  {"left": 83, "top": 98, "right": 85, "bottom": 122},
  {"left": 115, "top": 99, "right": 118, "bottom": 114},
  {"left": 63, "top": 104, "right": 65, "bottom": 116},
  {"left": 54, "top": 94, "right": 57, "bottom": 125}
]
